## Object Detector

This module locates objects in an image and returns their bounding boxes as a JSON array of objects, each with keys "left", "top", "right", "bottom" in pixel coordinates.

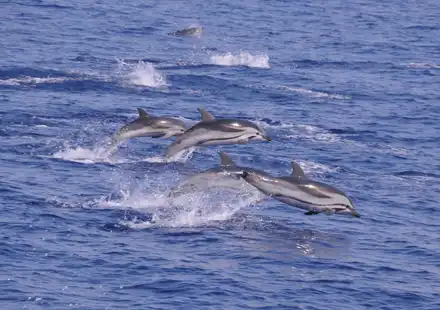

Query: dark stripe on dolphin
[
  {"left": 196, "top": 134, "right": 244, "bottom": 145},
  {"left": 273, "top": 194, "right": 350, "bottom": 208}
]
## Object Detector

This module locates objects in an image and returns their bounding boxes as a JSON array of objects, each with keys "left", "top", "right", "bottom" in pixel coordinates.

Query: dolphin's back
[
  {"left": 169, "top": 27, "right": 203, "bottom": 36},
  {"left": 168, "top": 168, "right": 250, "bottom": 197}
]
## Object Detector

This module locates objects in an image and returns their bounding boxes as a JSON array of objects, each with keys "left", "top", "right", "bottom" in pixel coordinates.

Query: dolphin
[
  {"left": 168, "top": 26, "right": 203, "bottom": 37},
  {"left": 168, "top": 151, "right": 260, "bottom": 197},
  {"left": 165, "top": 108, "right": 271, "bottom": 158},
  {"left": 112, "top": 108, "right": 186, "bottom": 142},
  {"left": 240, "top": 161, "right": 360, "bottom": 217}
]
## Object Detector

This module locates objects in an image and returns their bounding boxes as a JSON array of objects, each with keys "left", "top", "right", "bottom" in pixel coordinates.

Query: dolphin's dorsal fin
[
  {"left": 198, "top": 108, "right": 215, "bottom": 121},
  {"left": 219, "top": 151, "right": 236, "bottom": 167},
  {"left": 291, "top": 161, "right": 305, "bottom": 178},
  {"left": 137, "top": 108, "right": 150, "bottom": 118}
]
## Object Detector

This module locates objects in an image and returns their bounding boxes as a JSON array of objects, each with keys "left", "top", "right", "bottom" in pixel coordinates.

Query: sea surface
[{"left": 1, "top": 0, "right": 440, "bottom": 309}]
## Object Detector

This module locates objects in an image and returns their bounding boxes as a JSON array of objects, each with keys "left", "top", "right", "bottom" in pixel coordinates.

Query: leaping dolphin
[
  {"left": 240, "top": 161, "right": 360, "bottom": 217},
  {"left": 165, "top": 108, "right": 271, "bottom": 159},
  {"left": 168, "top": 151, "right": 260, "bottom": 197},
  {"left": 168, "top": 26, "right": 203, "bottom": 37},
  {"left": 112, "top": 108, "right": 186, "bottom": 142}
]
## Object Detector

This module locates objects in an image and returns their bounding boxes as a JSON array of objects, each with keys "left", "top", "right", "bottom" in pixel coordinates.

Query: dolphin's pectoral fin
[
  {"left": 304, "top": 211, "right": 320, "bottom": 216},
  {"left": 333, "top": 207, "right": 347, "bottom": 212}
]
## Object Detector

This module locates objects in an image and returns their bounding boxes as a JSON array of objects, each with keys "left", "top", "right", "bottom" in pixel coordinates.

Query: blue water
[{"left": 1, "top": 0, "right": 439, "bottom": 309}]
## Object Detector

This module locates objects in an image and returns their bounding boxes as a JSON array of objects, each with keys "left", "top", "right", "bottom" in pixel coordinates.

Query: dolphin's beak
[
  {"left": 262, "top": 134, "right": 272, "bottom": 142},
  {"left": 352, "top": 210, "right": 361, "bottom": 218},
  {"left": 238, "top": 171, "right": 249, "bottom": 178}
]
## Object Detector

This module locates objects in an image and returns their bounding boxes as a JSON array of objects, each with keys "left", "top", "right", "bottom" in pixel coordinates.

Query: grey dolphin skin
[
  {"left": 240, "top": 161, "right": 360, "bottom": 217},
  {"left": 165, "top": 108, "right": 271, "bottom": 158},
  {"left": 113, "top": 108, "right": 186, "bottom": 142},
  {"left": 168, "top": 151, "right": 260, "bottom": 197},
  {"left": 168, "top": 26, "right": 203, "bottom": 37}
]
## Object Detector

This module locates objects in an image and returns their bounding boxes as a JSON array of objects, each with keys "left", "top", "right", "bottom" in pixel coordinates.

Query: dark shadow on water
[{"left": 217, "top": 214, "right": 352, "bottom": 259}]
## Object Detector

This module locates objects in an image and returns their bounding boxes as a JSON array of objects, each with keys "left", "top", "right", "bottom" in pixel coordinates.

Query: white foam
[
  {"left": 279, "top": 86, "right": 350, "bottom": 100},
  {"left": 209, "top": 51, "right": 270, "bottom": 68},
  {"left": 116, "top": 59, "right": 167, "bottom": 88}
]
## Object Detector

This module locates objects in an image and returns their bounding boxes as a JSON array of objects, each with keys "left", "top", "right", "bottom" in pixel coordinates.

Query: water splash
[
  {"left": 96, "top": 183, "right": 262, "bottom": 229},
  {"left": 51, "top": 140, "right": 123, "bottom": 164},
  {"left": 209, "top": 51, "right": 270, "bottom": 68},
  {"left": 147, "top": 147, "right": 196, "bottom": 163},
  {"left": 116, "top": 59, "right": 167, "bottom": 88}
]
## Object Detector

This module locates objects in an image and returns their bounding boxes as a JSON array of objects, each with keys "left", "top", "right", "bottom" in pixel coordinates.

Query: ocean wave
[
  {"left": 0, "top": 76, "right": 81, "bottom": 86},
  {"left": 116, "top": 59, "right": 167, "bottom": 88},
  {"left": 244, "top": 83, "right": 350, "bottom": 100},
  {"left": 256, "top": 119, "right": 340, "bottom": 144},
  {"left": 286, "top": 124, "right": 341, "bottom": 143},
  {"left": 256, "top": 118, "right": 295, "bottom": 130},
  {"left": 406, "top": 62, "right": 440, "bottom": 69},
  {"left": 394, "top": 171, "right": 440, "bottom": 184},
  {"left": 0, "top": 67, "right": 113, "bottom": 92},
  {"left": 278, "top": 86, "right": 351, "bottom": 100},
  {"left": 258, "top": 118, "right": 410, "bottom": 160},
  {"left": 209, "top": 51, "right": 270, "bottom": 68},
  {"left": 0, "top": 62, "right": 168, "bottom": 91},
  {"left": 295, "top": 160, "right": 339, "bottom": 175}
]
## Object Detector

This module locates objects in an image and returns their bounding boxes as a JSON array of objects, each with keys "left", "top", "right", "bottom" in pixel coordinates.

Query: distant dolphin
[
  {"left": 168, "top": 26, "right": 203, "bottom": 37},
  {"left": 112, "top": 108, "right": 186, "bottom": 142},
  {"left": 240, "top": 161, "right": 360, "bottom": 217},
  {"left": 168, "top": 151, "right": 260, "bottom": 197},
  {"left": 165, "top": 108, "right": 271, "bottom": 158}
]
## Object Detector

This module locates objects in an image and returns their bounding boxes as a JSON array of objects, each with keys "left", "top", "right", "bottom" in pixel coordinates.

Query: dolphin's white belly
[{"left": 276, "top": 185, "right": 350, "bottom": 208}]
